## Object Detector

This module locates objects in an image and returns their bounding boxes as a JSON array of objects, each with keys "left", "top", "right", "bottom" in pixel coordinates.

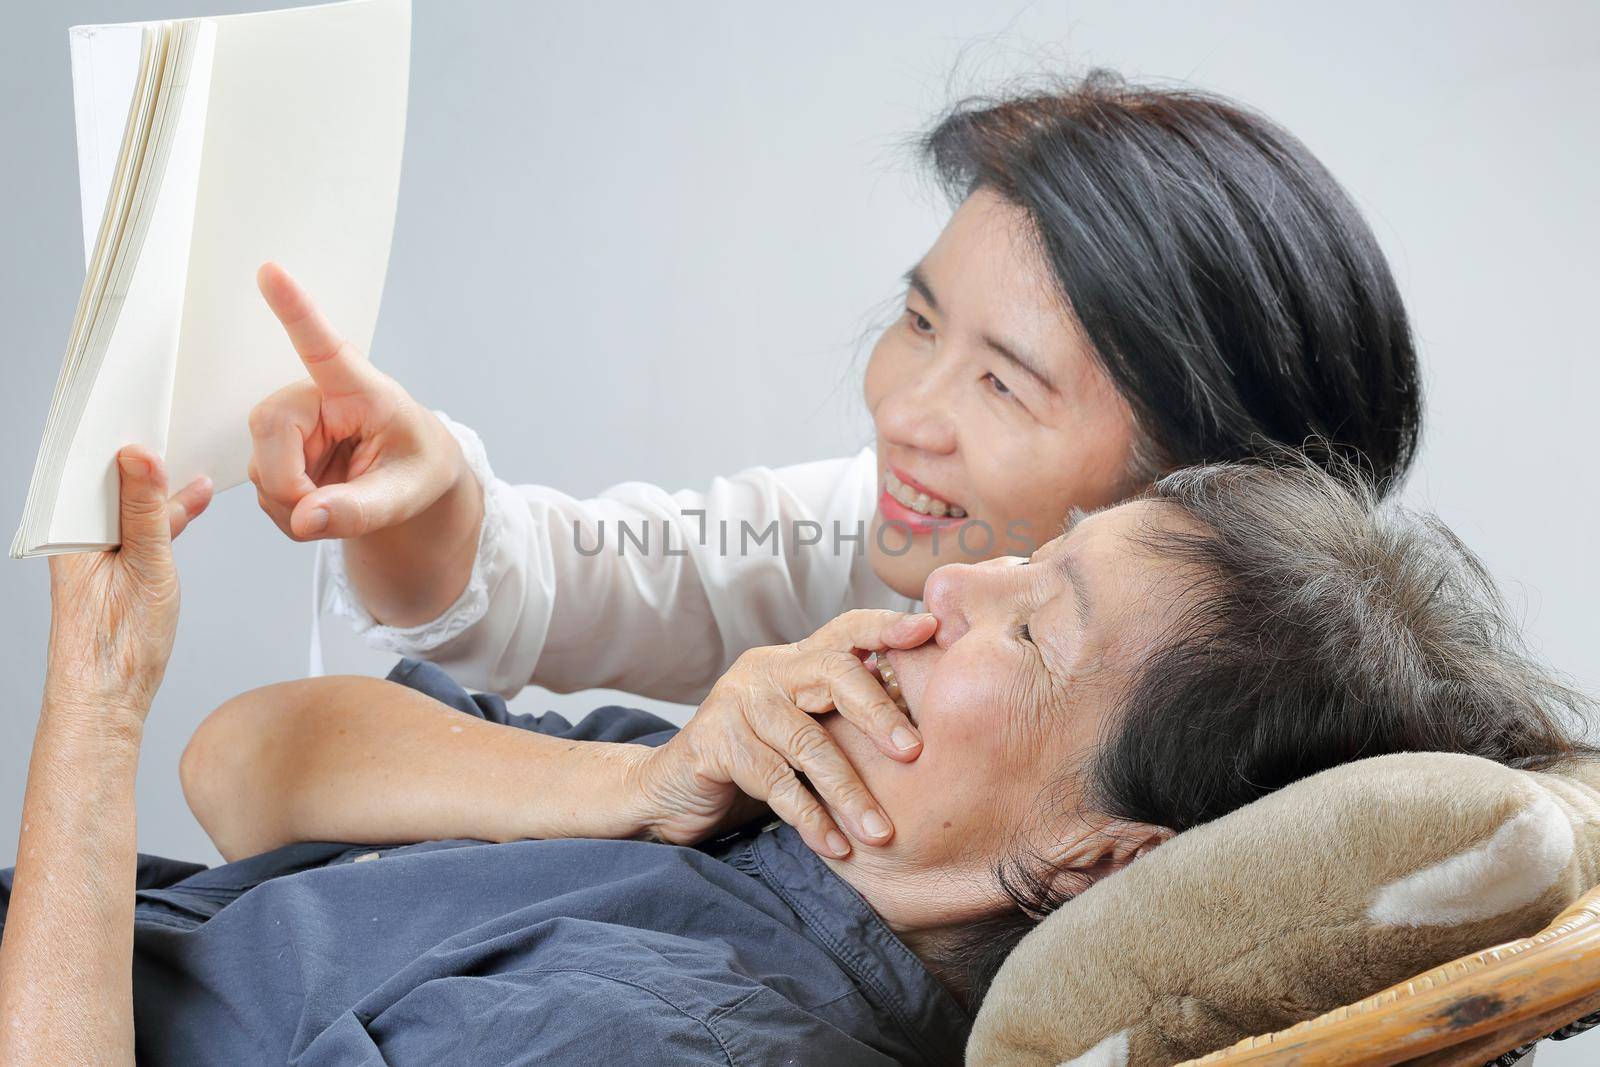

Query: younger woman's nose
[{"left": 875, "top": 371, "right": 957, "bottom": 457}]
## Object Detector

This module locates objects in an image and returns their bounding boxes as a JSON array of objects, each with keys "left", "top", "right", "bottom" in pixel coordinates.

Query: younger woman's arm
[
  {"left": 319, "top": 443, "right": 897, "bottom": 705},
  {"left": 256, "top": 264, "right": 904, "bottom": 710},
  {"left": 248, "top": 263, "right": 486, "bottom": 630}
]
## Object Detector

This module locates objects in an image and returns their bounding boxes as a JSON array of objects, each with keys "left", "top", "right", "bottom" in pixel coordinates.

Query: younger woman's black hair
[{"left": 921, "top": 70, "right": 1423, "bottom": 489}]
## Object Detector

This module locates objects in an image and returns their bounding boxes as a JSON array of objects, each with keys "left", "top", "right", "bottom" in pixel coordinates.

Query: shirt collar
[{"left": 734, "top": 825, "right": 971, "bottom": 1067}]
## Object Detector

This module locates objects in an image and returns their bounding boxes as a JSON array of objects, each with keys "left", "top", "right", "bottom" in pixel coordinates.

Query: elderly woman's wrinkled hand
[
  {"left": 44, "top": 445, "right": 211, "bottom": 721},
  {"left": 626, "top": 609, "right": 935, "bottom": 860}
]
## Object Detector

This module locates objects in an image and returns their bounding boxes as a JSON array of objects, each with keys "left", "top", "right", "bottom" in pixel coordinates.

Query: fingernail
[
  {"left": 826, "top": 831, "right": 850, "bottom": 858},
  {"left": 861, "top": 810, "right": 891, "bottom": 840},
  {"left": 118, "top": 454, "right": 148, "bottom": 478},
  {"left": 305, "top": 507, "right": 329, "bottom": 534},
  {"left": 890, "top": 726, "right": 921, "bottom": 752},
  {"left": 892, "top": 613, "right": 935, "bottom": 638}
]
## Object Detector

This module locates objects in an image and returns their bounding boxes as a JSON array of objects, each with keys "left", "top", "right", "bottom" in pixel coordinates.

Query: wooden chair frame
[{"left": 1178, "top": 884, "right": 1600, "bottom": 1066}]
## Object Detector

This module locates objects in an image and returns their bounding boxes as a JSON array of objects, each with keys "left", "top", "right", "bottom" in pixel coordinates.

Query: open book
[{"left": 12, "top": 0, "right": 409, "bottom": 557}]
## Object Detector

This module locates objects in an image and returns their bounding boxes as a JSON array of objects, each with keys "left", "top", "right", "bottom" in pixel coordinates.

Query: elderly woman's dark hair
[
  {"left": 943, "top": 457, "right": 1594, "bottom": 1006},
  {"left": 922, "top": 71, "right": 1422, "bottom": 487}
]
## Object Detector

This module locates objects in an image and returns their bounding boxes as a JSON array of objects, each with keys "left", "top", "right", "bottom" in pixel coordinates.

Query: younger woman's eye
[
  {"left": 984, "top": 371, "right": 1013, "bottom": 397},
  {"left": 906, "top": 309, "right": 933, "bottom": 336}
]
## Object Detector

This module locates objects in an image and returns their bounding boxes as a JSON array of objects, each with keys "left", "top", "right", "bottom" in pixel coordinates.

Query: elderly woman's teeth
[
  {"left": 885, "top": 470, "right": 966, "bottom": 518},
  {"left": 870, "top": 653, "right": 910, "bottom": 712}
]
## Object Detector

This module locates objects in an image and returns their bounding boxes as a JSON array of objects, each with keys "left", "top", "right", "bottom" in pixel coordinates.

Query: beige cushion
[{"left": 968, "top": 752, "right": 1600, "bottom": 1066}]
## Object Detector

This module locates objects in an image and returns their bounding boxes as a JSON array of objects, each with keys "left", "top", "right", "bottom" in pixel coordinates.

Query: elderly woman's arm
[
  {"left": 182, "top": 610, "right": 934, "bottom": 863},
  {"left": 1, "top": 694, "right": 144, "bottom": 1064},
  {"left": 180, "top": 674, "right": 653, "bottom": 861},
  {"left": 0, "top": 449, "right": 209, "bottom": 1066}
]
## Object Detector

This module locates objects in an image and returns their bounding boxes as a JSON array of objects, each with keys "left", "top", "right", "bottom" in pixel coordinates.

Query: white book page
[
  {"left": 47, "top": 24, "right": 218, "bottom": 549},
  {"left": 163, "top": 0, "right": 410, "bottom": 493},
  {"left": 69, "top": 24, "right": 149, "bottom": 269}
]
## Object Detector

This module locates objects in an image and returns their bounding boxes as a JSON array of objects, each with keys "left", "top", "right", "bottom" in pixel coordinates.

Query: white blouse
[{"left": 312, "top": 413, "right": 915, "bottom": 701}]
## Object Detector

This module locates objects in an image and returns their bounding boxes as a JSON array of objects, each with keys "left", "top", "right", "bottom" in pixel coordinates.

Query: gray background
[{"left": 2, "top": 1, "right": 1597, "bottom": 1059}]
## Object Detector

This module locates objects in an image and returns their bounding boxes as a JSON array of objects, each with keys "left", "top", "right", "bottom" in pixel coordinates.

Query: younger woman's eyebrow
[
  {"left": 903, "top": 265, "right": 939, "bottom": 312},
  {"left": 904, "top": 263, "right": 1057, "bottom": 392},
  {"left": 981, "top": 333, "right": 1058, "bottom": 394}
]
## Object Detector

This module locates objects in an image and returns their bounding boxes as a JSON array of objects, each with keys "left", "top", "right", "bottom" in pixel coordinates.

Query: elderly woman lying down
[{"left": 0, "top": 453, "right": 1588, "bottom": 1067}]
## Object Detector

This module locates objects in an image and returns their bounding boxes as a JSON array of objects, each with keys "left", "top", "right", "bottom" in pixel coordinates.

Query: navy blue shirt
[{"left": 0, "top": 660, "right": 969, "bottom": 1065}]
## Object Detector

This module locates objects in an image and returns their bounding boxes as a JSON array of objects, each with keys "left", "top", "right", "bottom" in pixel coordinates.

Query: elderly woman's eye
[{"left": 1018, "top": 623, "right": 1033, "bottom": 644}]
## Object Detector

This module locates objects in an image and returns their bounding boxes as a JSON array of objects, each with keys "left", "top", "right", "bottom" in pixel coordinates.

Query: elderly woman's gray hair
[{"left": 942, "top": 455, "right": 1594, "bottom": 1005}]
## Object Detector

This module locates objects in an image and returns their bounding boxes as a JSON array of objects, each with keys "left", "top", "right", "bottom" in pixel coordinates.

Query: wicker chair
[{"left": 1180, "top": 883, "right": 1600, "bottom": 1066}]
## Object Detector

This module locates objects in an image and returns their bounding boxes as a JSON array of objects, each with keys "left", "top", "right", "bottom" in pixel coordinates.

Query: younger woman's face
[{"left": 863, "top": 188, "right": 1142, "bottom": 599}]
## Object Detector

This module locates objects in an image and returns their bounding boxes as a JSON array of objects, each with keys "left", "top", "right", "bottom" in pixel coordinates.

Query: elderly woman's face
[{"left": 823, "top": 499, "right": 1190, "bottom": 906}]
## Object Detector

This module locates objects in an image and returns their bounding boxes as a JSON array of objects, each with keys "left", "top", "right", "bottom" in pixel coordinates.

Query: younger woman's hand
[
  {"left": 627, "top": 609, "right": 936, "bottom": 859},
  {"left": 247, "top": 262, "right": 466, "bottom": 542}
]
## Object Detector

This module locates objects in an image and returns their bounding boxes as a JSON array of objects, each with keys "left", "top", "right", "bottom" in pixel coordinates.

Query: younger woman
[{"left": 243, "top": 72, "right": 1422, "bottom": 851}]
